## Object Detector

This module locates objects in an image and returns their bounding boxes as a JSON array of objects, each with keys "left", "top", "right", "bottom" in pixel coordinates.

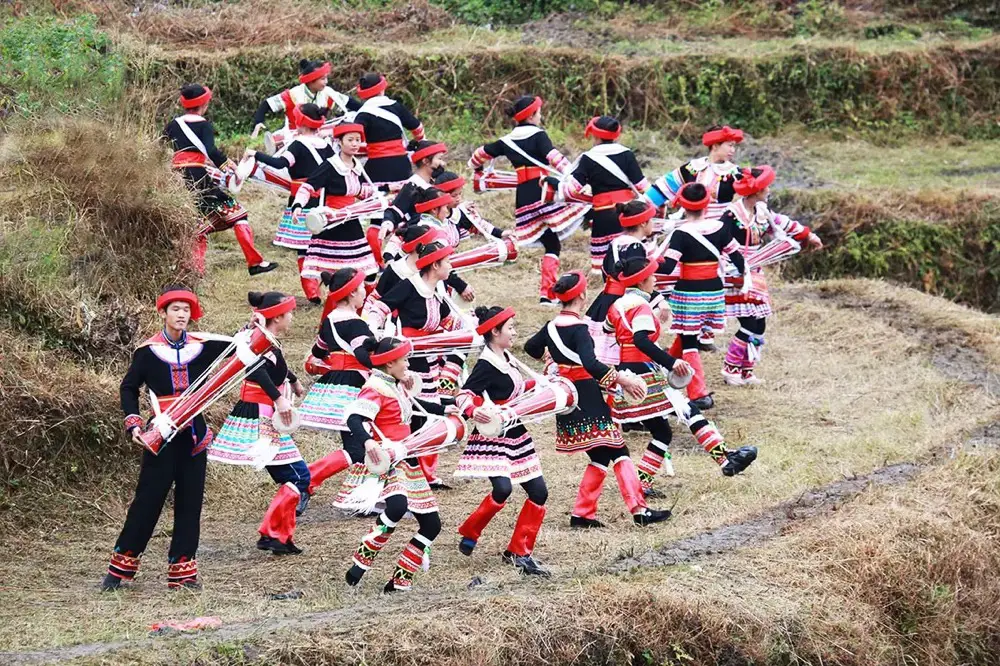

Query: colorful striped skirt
[
  {"left": 302, "top": 218, "right": 378, "bottom": 278},
  {"left": 724, "top": 270, "right": 773, "bottom": 319},
  {"left": 514, "top": 200, "right": 589, "bottom": 247},
  {"left": 610, "top": 362, "right": 674, "bottom": 424},
  {"left": 299, "top": 370, "right": 366, "bottom": 431},
  {"left": 668, "top": 286, "right": 725, "bottom": 336},
  {"left": 208, "top": 402, "right": 301, "bottom": 466},
  {"left": 455, "top": 422, "right": 543, "bottom": 482},
  {"left": 333, "top": 459, "right": 438, "bottom": 514},
  {"left": 273, "top": 206, "right": 312, "bottom": 250}
]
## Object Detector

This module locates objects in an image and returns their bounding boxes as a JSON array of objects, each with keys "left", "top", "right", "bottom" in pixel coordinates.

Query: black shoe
[
  {"left": 100, "top": 573, "right": 125, "bottom": 592},
  {"left": 296, "top": 492, "right": 310, "bottom": 517},
  {"left": 248, "top": 261, "right": 279, "bottom": 276},
  {"left": 345, "top": 565, "right": 365, "bottom": 587},
  {"left": 643, "top": 486, "right": 666, "bottom": 499},
  {"left": 429, "top": 480, "right": 453, "bottom": 491},
  {"left": 569, "top": 516, "right": 605, "bottom": 529},
  {"left": 382, "top": 580, "right": 409, "bottom": 594},
  {"left": 698, "top": 341, "right": 717, "bottom": 353},
  {"left": 257, "top": 535, "right": 303, "bottom": 555},
  {"left": 502, "top": 551, "right": 551, "bottom": 577},
  {"left": 308, "top": 296, "right": 322, "bottom": 305},
  {"left": 691, "top": 394, "right": 715, "bottom": 410},
  {"left": 633, "top": 507, "right": 672, "bottom": 526},
  {"left": 458, "top": 537, "right": 477, "bottom": 556},
  {"left": 721, "top": 446, "right": 758, "bottom": 477},
  {"left": 170, "top": 580, "right": 203, "bottom": 591},
  {"left": 538, "top": 297, "right": 559, "bottom": 306}
]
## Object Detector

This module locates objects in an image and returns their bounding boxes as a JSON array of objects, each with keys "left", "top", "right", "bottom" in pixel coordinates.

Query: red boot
[
  {"left": 683, "top": 348, "right": 712, "bottom": 405},
  {"left": 539, "top": 254, "right": 560, "bottom": 303},
  {"left": 192, "top": 234, "right": 208, "bottom": 275},
  {"left": 257, "top": 482, "right": 302, "bottom": 555},
  {"left": 298, "top": 256, "right": 321, "bottom": 303},
  {"left": 570, "top": 463, "right": 607, "bottom": 528},
  {"left": 419, "top": 455, "right": 443, "bottom": 486},
  {"left": 233, "top": 221, "right": 269, "bottom": 271},
  {"left": 457, "top": 494, "right": 506, "bottom": 555},
  {"left": 506, "top": 500, "right": 546, "bottom": 557},
  {"left": 612, "top": 457, "right": 647, "bottom": 515},
  {"left": 307, "top": 450, "right": 350, "bottom": 495}
]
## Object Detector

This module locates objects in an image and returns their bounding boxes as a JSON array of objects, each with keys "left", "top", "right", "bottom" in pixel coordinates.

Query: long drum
[
  {"left": 304, "top": 197, "right": 387, "bottom": 234},
  {"left": 401, "top": 414, "right": 467, "bottom": 457},
  {"left": 406, "top": 329, "right": 483, "bottom": 357},
  {"left": 478, "top": 376, "right": 579, "bottom": 437},
  {"left": 472, "top": 169, "right": 517, "bottom": 192},
  {"left": 450, "top": 237, "right": 519, "bottom": 274}
]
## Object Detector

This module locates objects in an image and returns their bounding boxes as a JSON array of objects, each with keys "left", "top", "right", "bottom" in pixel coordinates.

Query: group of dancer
[{"left": 102, "top": 61, "right": 822, "bottom": 593}]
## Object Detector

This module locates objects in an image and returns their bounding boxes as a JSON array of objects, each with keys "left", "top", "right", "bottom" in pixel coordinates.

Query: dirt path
[{"left": 3, "top": 283, "right": 997, "bottom": 665}]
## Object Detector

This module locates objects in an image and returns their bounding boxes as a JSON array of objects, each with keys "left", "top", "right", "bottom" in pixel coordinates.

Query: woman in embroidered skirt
[
  {"left": 340, "top": 336, "right": 446, "bottom": 593},
  {"left": 207, "top": 291, "right": 309, "bottom": 555},
  {"left": 454, "top": 306, "right": 549, "bottom": 576},
  {"left": 524, "top": 272, "right": 671, "bottom": 528}
]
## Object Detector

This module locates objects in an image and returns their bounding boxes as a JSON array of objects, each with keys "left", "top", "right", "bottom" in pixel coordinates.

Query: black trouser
[
  {"left": 540, "top": 228, "right": 561, "bottom": 256},
  {"left": 113, "top": 433, "right": 206, "bottom": 565},
  {"left": 735, "top": 316, "right": 766, "bottom": 341},
  {"left": 489, "top": 475, "right": 548, "bottom": 505},
  {"left": 586, "top": 444, "right": 630, "bottom": 467}
]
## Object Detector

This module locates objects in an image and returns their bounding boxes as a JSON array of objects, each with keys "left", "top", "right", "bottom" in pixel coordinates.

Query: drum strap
[
  {"left": 546, "top": 321, "right": 583, "bottom": 365},
  {"left": 175, "top": 118, "right": 209, "bottom": 158}
]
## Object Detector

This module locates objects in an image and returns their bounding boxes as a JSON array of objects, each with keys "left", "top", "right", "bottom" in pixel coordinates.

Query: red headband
[
  {"left": 333, "top": 122, "right": 365, "bottom": 139},
  {"left": 255, "top": 295, "right": 297, "bottom": 319},
  {"left": 733, "top": 165, "right": 776, "bottom": 197},
  {"left": 475, "top": 307, "right": 516, "bottom": 336},
  {"left": 584, "top": 116, "right": 621, "bottom": 141},
  {"left": 620, "top": 204, "right": 656, "bottom": 228},
  {"left": 370, "top": 338, "right": 412, "bottom": 366},
  {"left": 294, "top": 106, "right": 325, "bottom": 130},
  {"left": 402, "top": 228, "right": 442, "bottom": 254},
  {"left": 702, "top": 125, "right": 744, "bottom": 147},
  {"left": 179, "top": 87, "right": 212, "bottom": 110},
  {"left": 328, "top": 270, "right": 366, "bottom": 303},
  {"left": 299, "top": 62, "right": 331, "bottom": 85},
  {"left": 513, "top": 96, "right": 543, "bottom": 123},
  {"left": 434, "top": 176, "right": 465, "bottom": 194},
  {"left": 673, "top": 187, "right": 710, "bottom": 211},
  {"left": 357, "top": 76, "right": 388, "bottom": 100},
  {"left": 553, "top": 270, "right": 587, "bottom": 303},
  {"left": 415, "top": 193, "right": 455, "bottom": 214},
  {"left": 411, "top": 142, "right": 447, "bottom": 165},
  {"left": 415, "top": 244, "right": 455, "bottom": 269},
  {"left": 620, "top": 260, "right": 658, "bottom": 288},
  {"left": 156, "top": 289, "right": 203, "bottom": 320}
]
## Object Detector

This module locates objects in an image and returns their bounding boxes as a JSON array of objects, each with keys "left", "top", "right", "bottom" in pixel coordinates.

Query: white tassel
[{"left": 421, "top": 546, "right": 431, "bottom": 573}]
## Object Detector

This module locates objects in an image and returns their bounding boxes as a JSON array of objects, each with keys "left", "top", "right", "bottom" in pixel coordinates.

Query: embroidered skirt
[
  {"left": 208, "top": 401, "right": 302, "bottom": 466},
  {"left": 555, "top": 379, "right": 624, "bottom": 453},
  {"left": 299, "top": 370, "right": 367, "bottom": 431},
  {"left": 725, "top": 269, "right": 773, "bottom": 319},
  {"left": 610, "top": 362, "right": 674, "bottom": 424},
  {"left": 333, "top": 459, "right": 438, "bottom": 514},
  {"left": 302, "top": 218, "right": 378, "bottom": 278},
  {"left": 455, "top": 421, "right": 543, "bottom": 482}
]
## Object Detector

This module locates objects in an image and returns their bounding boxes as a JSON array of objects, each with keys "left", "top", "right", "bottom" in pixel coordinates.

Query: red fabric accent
[
  {"left": 293, "top": 106, "right": 324, "bottom": 129},
  {"left": 603, "top": 278, "right": 625, "bottom": 296},
  {"left": 325, "top": 194, "right": 355, "bottom": 208},
  {"left": 258, "top": 483, "right": 299, "bottom": 543},
  {"left": 475, "top": 307, "right": 516, "bottom": 336},
  {"left": 683, "top": 348, "right": 708, "bottom": 400},
  {"left": 364, "top": 226, "right": 385, "bottom": 269},
  {"left": 557, "top": 366, "right": 591, "bottom": 381},
  {"left": 679, "top": 262, "right": 719, "bottom": 280},
  {"left": 255, "top": 295, "right": 297, "bottom": 319},
  {"left": 280, "top": 89, "right": 296, "bottom": 128},
  {"left": 613, "top": 457, "right": 647, "bottom": 513},
  {"left": 620, "top": 204, "right": 656, "bottom": 228},
  {"left": 702, "top": 125, "right": 744, "bottom": 147},
  {"left": 435, "top": 176, "right": 465, "bottom": 193},
  {"left": 419, "top": 454, "right": 439, "bottom": 483},
  {"left": 299, "top": 256, "right": 321, "bottom": 301},
  {"left": 298, "top": 61, "right": 330, "bottom": 84},
  {"left": 321, "top": 352, "right": 367, "bottom": 372},
  {"left": 333, "top": 122, "right": 365, "bottom": 139},
  {"left": 540, "top": 254, "right": 560, "bottom": 300},
  {"left": 673, "top": 188, "right": 710, "bottom": 211},
  {"left": 180, "top": 87, "right": 212, "bottom": 109},
  {"left": 366, "top": 139, "right": 407, "bottom": 158},
  {"left": 156, "top": 290, "right": 203, "bottom": 320},
  {"left": 402, "top": 228, "right": 442, "bottom": 253},
  {"left": 592, "top": 189, "right": 634, "bottom": 209},
  {"left": 171, "top": 151, "right": 206, "bottom": 168},
  {"left": 239, "top": 382, "right": 274, "bottom": 405},
  {"left": 733, "top": 165, "right": 776, "bottom": 197},
  {"left": 328, "top": 268, "right": 367, "bottom": 303},
  {"left": 506, "top": 499, "right": 546, "bottom": 556},
  {"left": 414, "top": 193, "right": 455, "bottom": 214},
  {"left": 516, "top": 166, "right": 546, "bottom": 184},
  {"left": 554, "top": 270, "right": 587, "bottom": 303},
  {"left": 357, "top": 75, "right": 387, "bottom": 99},
  {"left": 370, "top": 339, "right": 412, "bottom": 365},
  {"left": 415, "top": 244, "right": 455, "bottom": 269},
  {"left": 410, "top": 142, "right": 447, "bottom": 165},
  {"left": 513, "top": 96, "right": 543, "bottom": 122},
  {"left": 584, "top": 116, "right": 621, "bottom": 141},
  {"left": 620, "top": 259, "right": 658, "bottom": 287},
  {"left": 619, "top": 345, "right": 652, "bottom": 363},
  {"left": 233, "top": 222, "right": 264, "bottom": 267},
  {"left": 307, "top": 449, "right": 350, "bottom": 494},
  {"left": 668, "top": 335, "right": 682, "bottom": 360},
  {"left": 400, "top": 327, "right": 431, "bottom": 338},
  {"left": 572, "top": 463, "right": 606, "bottom": 520},
  {"left": 458, "top": 494, "right": 506, "bottom": 541},
  {"left": 193, "top": 234, "right": 208, "bottom": 275}
]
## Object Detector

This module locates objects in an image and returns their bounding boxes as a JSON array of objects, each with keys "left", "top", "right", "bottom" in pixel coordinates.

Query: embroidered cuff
[
  {"left": 598, "top": 368, "right": 619, "bottom": 389},
  {"left": 124, "top": 414, "right": 143, "bottom": 433}
]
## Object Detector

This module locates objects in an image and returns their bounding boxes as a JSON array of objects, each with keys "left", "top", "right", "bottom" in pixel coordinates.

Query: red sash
[
  {"left": 172, "top": 151, "right": 206, "bottom": 169},
  {"left": 603, "top": 278, "right": 625, "bottom": 296},
  {"left": 592, "top": 189, "right": 634, "bottom": 209},
  {"left": 367, "top": 139, "right": 407, "bottom": 159},
  {"left": 619, "top": 345, "right": 650, "bottom": 363},
  {"left": 679, "top": 262, "right": 718, "bottom": 280},
  {"left": 557, "top": 365, "right": 590, "bottom": 382},
  {"left": 516, "top": 166, "right": 546, "bottom": 184},
  {"left": 239, "top": 382, "right": 274, "bottom": 406}
]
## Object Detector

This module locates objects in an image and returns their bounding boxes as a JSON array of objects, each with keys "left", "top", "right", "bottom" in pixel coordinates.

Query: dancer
[
  {"left": 293, "top": 120, "right": 380, "bottom": 282},
  {"left": 245, "top": 103, "right": 335, "bottom": 302},
  {"left": 606, "top": 258, "right": 758, "bottom": 491},
  {"left": 102, "top": 286, "right": 233, "bottom": 591},
  {"left": 367, "top": 241, "right": 465, "bottom": 487},
  {"left": 381, "top": 140, "right": 448, "bottom": 232},
  {"left": 355, "top": 72, "right": 425, "bottom": 186},
  {"left": 660, "top": 183, "right": 747, "bottom": 410},
  {"left": 720, "top": 166, "right": 822, "bottom": 385},
  {"left": 250, "top": 59, "right": 359, "bottom": 138},
  {"left": 524, "top": 272, "right": 671, "bottom": 528},
  {"left": 207, "top": 292, "right": 309, "bottom": 554},
  {"left": 299, "top": 268, "right": 375, "bottom": 496},
  {"left": 469, "top": 95, "right": 587, "bottom": 304},
  {"left": 645, "top": 124, "right": 744, "bottom": 349},
  {"left": 434, "top": 171, "right": 508, "bottom": 242},
  {"left": 342, "top": 337, "right": 445, "bottom": 593},
  {"left": 455, "top": 306, "right": 549, "bottom": 576},
  {"left": 167, "top": 84, "right": 276, "bottom": 276},
  {"left": 412, "top": 187, "right": 475, "bottom": 303},
  {"left": 559, "top": 116, "right": 649, "bottom": 273},
  {"left": 364, "top": 224, "right": 440, "bottom": 317}
]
